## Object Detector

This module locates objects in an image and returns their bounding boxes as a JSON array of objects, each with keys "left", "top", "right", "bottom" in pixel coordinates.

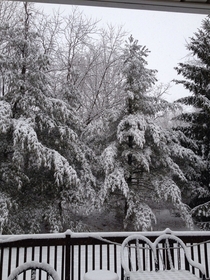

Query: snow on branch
[
  {"left": 125, "top": 200, "right": 156, "bottom": 231},
  {"left": 53, "top": 150, "right": 78, "bottom": 187},
  {"left": 178, "top": 94, "right": 210, "bottom": 111},
  {"left": 171, "top": 143, "right": 205, "bottom": 170},
  {"left": 154, "top": 179, "right": 182, "bottom": 205},
  {"left": 58, "top": 126, "right": 78, "bottom": 142},
  {"left": 0, "top": 193, "right": 11, "bottom": 234},
  {"left": 13, "top": 118, "right": 38, "bottom": 151},
  {"left": 13, "top": 118, "right": 78, "bottom": 188},
  {"left": 147, "top": 123, "right": 166, "bottom": 147},
  {"left": 0, "top": 100, "right": 12, "bottom": 133},
  {"left": 191, "top": 201, "right": 210, "bottom": 219},
  {"left": 99, "top": 167, "right": 129, "bottom": 204},
  {"left": 178, "top": 203, "right": 194, "bottom": 230},
  {"left": 122, "top": 148, "right": 151, "bottom": 172},
  {"left": 101, "top": 143, "right": 118, "bottom": 175},
  {"left": 36, "top": 114, "right": 78, "bottom": 144},
  {"left": 46, "top": 98, "right": 76, "bottom": 124},
  {"left": 117, "top": 114, "right": 146, "bottom": 148},
  {"left": 154, "top": 178, "right": 193, "bottom": 229},
  {"left": 163, "top": 157, "right": 187, "bottom": 182}
]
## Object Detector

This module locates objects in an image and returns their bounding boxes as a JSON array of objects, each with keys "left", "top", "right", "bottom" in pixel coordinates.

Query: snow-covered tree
[
  {"left": 99, "top": 36, "right": 203, "bottom": 231},
  {"left": 0, "top": 2, "right": 96, "bottom": 233},
  {"left": 174, "top": 16, "right": 210, "bottom": 229},
  {"left": 80, "top": 25, "right": 126, "bottom": 126},
  {"left": 52, "top": 11, "right": 127, "bottom": 127}
]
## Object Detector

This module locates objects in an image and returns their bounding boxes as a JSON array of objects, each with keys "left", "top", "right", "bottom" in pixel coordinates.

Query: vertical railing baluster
[
  {"left": 0, "top": 247, "right": 4, "bottom": 280},
  {"left": 78, "top": 245, "right": 81, "bottom": 280},
  {"left": 8, "top": 247, "right": 12, "bottom": 276},
  {"left": 184, "top": 243, "right": 190, "bottom": 272},
  {"left": 114, "top": 244, "right": 117, "bottom": 273},
  {"left": 149, "top": 246, "right": 152, "bottom": 271},
  {"left": 65, "top": 232, "right": 71, "bottom": 280},
  {"left": 198, "top": 244, "right": 201, "bottom": 278},
  {"left": 191, "top": 243, "right": 195, "bottom": 275},
  {"left": 177, "top": 243, "right": 181, "bottom": 270},
  {"left": 24, "top": 247, "right": 27, "bottom": 262},
  {"left": 39, "top": 246, "right": 42, "bottom": 262},
  {"left": 61, "top": 245, "right": 65, "bottom": 280},
  {"left": 16, "top": 247, "right": 19, "bottom": 268},
  {"left": 142, "top": 243, "right": 146, "bottom": 271},
  {"left": 92, "top": 244, "right": 95, "bottom": 270},
  {"left": 47, "top": 245, "right": 50, "bottom": 280},
  {"left": 107, "top": 244, "right": 110, "bottom": 270},
  {"left": 70, "top": 246, "right": 74, "bottom": 280},
  {"left": 54, "top": 245, "right": 57, "bottom": 271},
  {"left": 135, "top": 242, "right": 138, "bottom": 270},
  {"left": 121, "top": 265, "right": 124, "bottom": 280},
  {"left": 100, "top": 244, "right": 102, "bottom": 269},
  {"left": 163, "top": 242, "right": 167, "bottom": 270},
  {"left": 32, "top": 246, "right": 35, "bottom": 261},
  {"left": 156, "top": 245, "right": 160, "bottom": 270},
  {"left": 47, "top": 245, "right": 50, "bottom": 263},
  {"left": 170, "top": 242, "right": 175, "bottom": 269},
  {"left": 39, "top": 246, "right": 43, "bottom": 280},
  {"left": 85, "top": 245, "right": 88, "bottom": 273},
  {"left": 204, "top": 242, "right": 209, "bottom": 279},
  {"left": 23, "top": 247, "right": 27, "bottom": 280},
  {"left": 128, "top": 242, "right": 131, "bottom": 271}
]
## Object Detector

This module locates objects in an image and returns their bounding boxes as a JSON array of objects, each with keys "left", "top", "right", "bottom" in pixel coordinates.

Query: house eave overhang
[{"left": 16, "top": 0, "right": 210, "bottom": 14}]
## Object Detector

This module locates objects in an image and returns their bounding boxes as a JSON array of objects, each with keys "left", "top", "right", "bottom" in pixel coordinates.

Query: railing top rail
[
  {"left": 0, "top": 228, "right": 210, "bottom": 245},
  {"left": 70, "top": 227, "right": 210, "bottom": 238},
  {"left": 0, "top": 231, "right": 68, "bottom": 243}
]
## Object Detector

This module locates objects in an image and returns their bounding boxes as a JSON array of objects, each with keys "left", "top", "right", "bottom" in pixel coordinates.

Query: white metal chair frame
[
  {"left": 121, "top": 234, "right": 157, "bottom": 278},
  {"left": 154, "top": 234, "right": 206, "bottom": 275},
  {"left": 7, "top": 261, "right": 60, "bottom": 280},
  {"left": 121, "top": 233, "right": 206, "bottom": 280}
]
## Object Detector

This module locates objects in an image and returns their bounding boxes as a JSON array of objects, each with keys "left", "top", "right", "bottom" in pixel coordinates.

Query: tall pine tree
[
  {"left": 0, "top": 2, "right": 96, "bottom": 233},
  {"left": 174, "top": 16, "right": 210, "bottom": 230},
  {"left": 99, "top": 36, "right": 203, "bottom": 231}
]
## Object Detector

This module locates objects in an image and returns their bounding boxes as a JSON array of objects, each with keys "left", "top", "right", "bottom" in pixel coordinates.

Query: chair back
[
  {"left": 153, "top": 233, "right": 206, "bottom": 278},
  {"left": 121, "top": 233, "right": 206, "bottom": 280},
  {"left": 7, "top": 261, "right": 60, "bottom": 280},
  {"left": 121, "top": 234, "right": 157, "bottom": 277}
]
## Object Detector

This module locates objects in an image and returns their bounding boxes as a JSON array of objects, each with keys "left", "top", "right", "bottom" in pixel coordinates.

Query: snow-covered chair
[
  {"left": 153, "top": 233, "right": 206, "bottom": 280},
  {"left": 121, "top": 232, "right": 206, "bottom": 280},
  {"left": 121, "top": 234, "right": 157, "bottom": 279},
  {"left": 7, "top": 261, "right": 60, "bottom": 280}
]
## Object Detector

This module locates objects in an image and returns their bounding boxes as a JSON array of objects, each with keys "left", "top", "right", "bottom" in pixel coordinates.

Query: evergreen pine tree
[
  {"left": 100, "top": 36, "right": 203, "bottom": 231},
  {"left": 0, "top": 3, "right": 96, "bottom": 233},
  {"left": 174, "top": 16, "right": 210, "bottom": 229}
]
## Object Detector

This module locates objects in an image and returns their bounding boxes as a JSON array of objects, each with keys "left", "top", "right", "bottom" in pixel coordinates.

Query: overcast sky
[{"left": 38, "top": 3, "right": 206, "bottom": 102}]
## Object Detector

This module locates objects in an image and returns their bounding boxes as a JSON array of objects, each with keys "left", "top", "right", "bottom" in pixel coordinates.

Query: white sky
[{"left": 38, "top": 3, "right": 206, "bottom": 102}]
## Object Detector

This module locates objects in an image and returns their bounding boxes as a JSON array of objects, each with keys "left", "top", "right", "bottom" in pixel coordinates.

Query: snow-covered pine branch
[
  {"left": 154, "top": 178, "right": 194, "bottom": 229},
  {"left": 13, "top": 118, "right": 78, "bottom": 188},
  {"left": 117, "top": 114, "right": 146, "bottom": 148},
  {"left": 0, "top": 100, "right": 12, "bottom": 133}
]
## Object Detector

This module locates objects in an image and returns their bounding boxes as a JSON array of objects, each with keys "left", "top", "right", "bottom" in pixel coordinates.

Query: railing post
[{"left": 65, "top": 230, "right": 72, "bottom": 280}]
